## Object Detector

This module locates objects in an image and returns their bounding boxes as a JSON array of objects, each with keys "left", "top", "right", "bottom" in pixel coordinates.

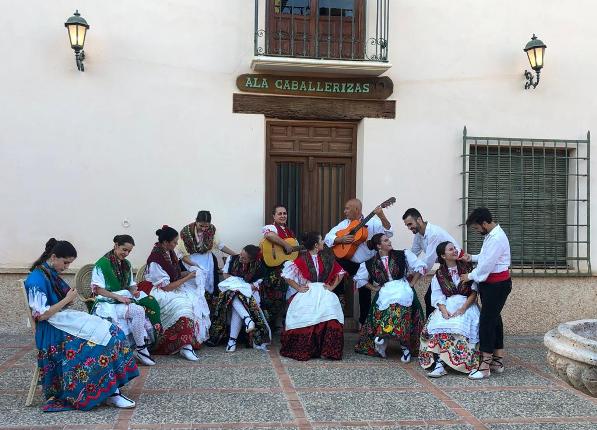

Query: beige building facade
[{"left": 0, "top": 0, "right": 595, "bottom": 333}]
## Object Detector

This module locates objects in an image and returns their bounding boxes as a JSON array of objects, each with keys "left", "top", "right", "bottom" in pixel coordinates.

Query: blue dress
[{"left": 24, "top": 263, "right": 139, "bottom": 412}]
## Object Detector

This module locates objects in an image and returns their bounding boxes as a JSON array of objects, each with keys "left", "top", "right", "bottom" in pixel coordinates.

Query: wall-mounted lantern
[
  {"left": 64, "top": 10, "right": 89, "bottom": 71},
  {"left": 524, "top": 34, "right": 546, "bottom": 89}
]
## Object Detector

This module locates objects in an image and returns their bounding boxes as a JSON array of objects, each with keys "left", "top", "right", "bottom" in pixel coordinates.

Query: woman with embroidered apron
[
  {"left": 208, "top": 245, "right": 271, "bottom": 352},
  {"left": 24, "top": 239, "right": 138, "bottom": 411},
  {"left": 354, "top": 233, "right": 426, "bottom": 362},
  {"left": 177, "top": 210, "right": 237, "bottom": 307},
  {"left": 419, "top": 241, "right": 480, "bottom": 377},
  {"left": 280, "top": 232, "right": 345, "bottom": 361},
  {"left": 144, "top": 225, "right": 211, "bottom": 361},
  {"left": 260, "top": 204, "right": 295, "bottom": 330},
  {"left": 91, "top": 234, "right": 161, "bottom": 366}
]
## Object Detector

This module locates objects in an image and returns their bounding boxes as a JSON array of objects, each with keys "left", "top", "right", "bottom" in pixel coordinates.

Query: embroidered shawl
[
  {"left": 180, "top": 222, "right": 216, "bottom": 254},
  {"left": 293, "top": 248, "right": 341, "bottom": 285},
  {"left": 365, "top": 250, "right": 406, "bottom": 285},
  {"left": 435, "top": 260, "right": 474, "bottom": 298},
  {"left": 147, "top": 243, "right": 182, "bottom": 282},
  {"left": 274, "top": 224, "right": 295, "bottom": 239},
  {"left": 37, "top": 263, "right": 70, "bottom": 302},
  {"left": 227, "top": 255, "right": 264, "bottom": 283},
  {"left": 95, "top": 250, "right": 131, "bottom": 292}
]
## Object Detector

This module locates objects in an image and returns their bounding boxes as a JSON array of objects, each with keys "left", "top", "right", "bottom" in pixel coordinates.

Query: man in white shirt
[
  {"left": 402, "top": 208, "right": 460, "bottom": 318},
  {"left": 460, "top": 207, "right": 512, "bottom": 380},
  {"left": 324, "top": 198, "right": 393, "bottom": 326}
]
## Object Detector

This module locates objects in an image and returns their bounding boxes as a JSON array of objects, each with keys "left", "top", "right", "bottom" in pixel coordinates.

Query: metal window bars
[
  {"left": 461, "top": 127, "right": 591, "bottom": 276},
  {"left": 254, "top": 0, "right": 389, "bottom": 62}
]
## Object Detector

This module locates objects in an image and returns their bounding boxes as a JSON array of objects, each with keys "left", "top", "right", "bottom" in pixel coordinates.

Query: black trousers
[
  {"left": 335, "top": 258, "right": 372, "bottom": 324},
  {"left": 478, "top": 279, "right": 512, "bottom": 354},
  {"left": 424, "top": 283, "right": 434, "bottom": 319}
]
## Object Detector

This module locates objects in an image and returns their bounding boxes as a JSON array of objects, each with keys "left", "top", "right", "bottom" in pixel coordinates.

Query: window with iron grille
[{"left": 462, "top": 128, "right": 591, "bottom": 276}]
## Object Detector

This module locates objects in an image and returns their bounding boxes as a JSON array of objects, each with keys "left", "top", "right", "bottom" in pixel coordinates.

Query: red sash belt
[{"left": 486, "top": 270, "right": 510, "bottom": 283}]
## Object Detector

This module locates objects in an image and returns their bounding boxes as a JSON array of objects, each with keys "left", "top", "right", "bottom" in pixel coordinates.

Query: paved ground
[{"left": 0, "top": 331, "right": 596, "bottom": 430}]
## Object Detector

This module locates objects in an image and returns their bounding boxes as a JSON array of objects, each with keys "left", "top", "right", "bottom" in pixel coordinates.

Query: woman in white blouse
[
  {"left": 143, "top": 225, "right": 211, "bottom": 361},
  {"left": 354, "top": 233, "right": 426, "bottom": 362},
  {"left": 419, "top": 241, "right": 480, "bottom": 377}
]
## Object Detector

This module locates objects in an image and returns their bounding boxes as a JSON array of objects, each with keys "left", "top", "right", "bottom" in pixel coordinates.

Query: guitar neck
[{"left": 349, "top": 211, "right": 376, "bottom": 235}]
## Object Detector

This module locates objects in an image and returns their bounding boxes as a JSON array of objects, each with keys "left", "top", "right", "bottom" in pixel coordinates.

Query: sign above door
[{"left": 236, "top": 74, "right": 393, "bottom": 100}]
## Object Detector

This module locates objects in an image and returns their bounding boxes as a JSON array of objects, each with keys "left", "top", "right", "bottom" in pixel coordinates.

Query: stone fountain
[{"left": 544, "top": 319, "right": 597, "bottom": 397}]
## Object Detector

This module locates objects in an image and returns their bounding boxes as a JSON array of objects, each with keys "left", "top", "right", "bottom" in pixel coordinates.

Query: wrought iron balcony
[{"left": 253, "top": 0, "right": 390, "bottom": 64}]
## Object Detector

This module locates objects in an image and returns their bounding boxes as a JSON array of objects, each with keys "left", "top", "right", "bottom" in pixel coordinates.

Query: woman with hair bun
[
  {"left": 280, "top": 232, "right": 345, "bottom": 361},
  {"left": 24, "top": 239, "right": 138, "bottom": 411},
  {"left": 209, "top": 244, "right": 271, "bottom": 352},
  {"left": 143, "top": 225, "right": 211, "bottom": 361},
  {"left": 419, "top": 241, "right": 480, "bottom": 378},
  {"left": 354, "top": 233, "right": 426, "bottom": 362},
  {"left": 91, "top": 235, "right": 160, "bottom": 366}
]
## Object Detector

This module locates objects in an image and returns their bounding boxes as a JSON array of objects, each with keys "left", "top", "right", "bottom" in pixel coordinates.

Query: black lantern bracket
[
  {"left": 524, "top": 69, "right": 540, "bottom": 89},
  {"left": 75, "top": 50, "right": 86, "bottom": 72}
]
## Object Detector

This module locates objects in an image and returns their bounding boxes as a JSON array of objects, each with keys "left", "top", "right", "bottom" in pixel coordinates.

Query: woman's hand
[
  {"left": 296, "top": 284, "right": 309, "bottom": 293},
  {"left": 459, "top": 253, "right": 472, "bottom": 263},
  {"left": 441, "top": 308, "right": 452, "bottom": 319},
  {"left": 184, "top": 271, "right": 196, "bottom": 281},
  {"left": 452, "top": 306, "right": 466, "bottom": 317},
  {"left": 460, "top": 273, "right": 470, "bottom": 283},
  {"left": 116, "top": 295, "right": 132, "bottom": 305},
  {"left": 64, "top": 288, "right": 78, "bottom": 304}
]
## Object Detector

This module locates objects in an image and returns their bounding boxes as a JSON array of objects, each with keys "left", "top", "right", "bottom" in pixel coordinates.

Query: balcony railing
[{"left": 254, "top": 0, "right": 390, "bottom": 62}]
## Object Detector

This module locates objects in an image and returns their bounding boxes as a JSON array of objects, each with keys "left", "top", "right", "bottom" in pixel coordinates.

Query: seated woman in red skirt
[{"left": 280, "top": 231, "right": 345, "bottom": 361}]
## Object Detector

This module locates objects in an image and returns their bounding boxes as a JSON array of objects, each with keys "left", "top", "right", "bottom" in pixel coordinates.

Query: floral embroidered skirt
[
  {"left": 208, "top": 291, "right": 271, "bottom": 348},
  {"left": 280, "top": 319, "right": 344, "bottom": 361},
  {"left": 151, "top": 316, "right": 201, "bottom": 355},
  {"left": 39, "top": 325, "right": 138, "bottom": 412},
  {"left": 419, "top": 326, "right": 480, "bottom": 373},
  {"left": 354, "top": 292, "right": 424, "bottom": 357},
  {"left": 259, "top": 265, "right": 288, "bottom": 328}
]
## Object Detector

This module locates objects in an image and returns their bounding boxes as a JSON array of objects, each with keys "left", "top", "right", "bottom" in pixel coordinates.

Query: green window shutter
[{"left": 467, "top": 146, "right": 568, "bottom": 269}]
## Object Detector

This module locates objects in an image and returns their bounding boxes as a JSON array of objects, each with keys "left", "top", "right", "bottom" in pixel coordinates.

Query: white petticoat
[
  {"left": 376, "top": 279, "right": 414, "bottom": 310},
  {"left": 426, "top": 294, "right": 480, "bottom": 343},
  {"left": 285, "top": 282, "right": 344, "bottom": 330}
]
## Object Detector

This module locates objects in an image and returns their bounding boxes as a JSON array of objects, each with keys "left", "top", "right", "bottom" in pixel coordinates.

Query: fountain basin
[{"left": 544, "top": 319, "right": 597, "bottom": 397}]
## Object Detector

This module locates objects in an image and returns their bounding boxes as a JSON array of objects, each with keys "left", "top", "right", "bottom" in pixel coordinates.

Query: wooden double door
[{"left": 265, "top": 120, "right": 357, "bottom": 238}]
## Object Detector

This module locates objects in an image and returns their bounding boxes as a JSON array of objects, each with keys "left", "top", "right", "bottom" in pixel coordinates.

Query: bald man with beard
[{"left": 324, "top": 198, "right": 393, "bottom": 327}]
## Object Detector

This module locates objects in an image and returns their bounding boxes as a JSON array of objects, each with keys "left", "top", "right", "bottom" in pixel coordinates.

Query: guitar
[
  {"left": 332, "top": 197, "right": 397, "bottom": 260},
  {"left": 260, "top": 237, "right": 304, "bottom": 267}
]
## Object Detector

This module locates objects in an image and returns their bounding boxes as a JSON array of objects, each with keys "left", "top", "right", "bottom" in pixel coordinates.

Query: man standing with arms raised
[
  {"left": 325, "top": 198, "right": 393, "bottom": 327},
  {"left": 460, "top": 207, "right": 511, "bottom": 380},
  {"left": 402, "top": 208, "right": 460, "bottom": 318}
]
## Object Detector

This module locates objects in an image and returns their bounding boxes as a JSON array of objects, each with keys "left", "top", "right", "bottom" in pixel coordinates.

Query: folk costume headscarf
[
  {"left": 365, "top": 249, "right": 406, "bottom": 285},
  {"left": 180, "top": 222, "right": 216, "bottom": 254},
  {"left": 435, "top": 260, "right": 474, "bottom": 298}
]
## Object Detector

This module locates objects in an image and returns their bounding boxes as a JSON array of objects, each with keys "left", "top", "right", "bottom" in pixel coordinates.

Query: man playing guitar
[{"left": 324, "top": 198, "right": 393, "bottom": 326}]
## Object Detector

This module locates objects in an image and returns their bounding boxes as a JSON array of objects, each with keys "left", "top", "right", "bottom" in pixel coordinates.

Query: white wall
[{"left": 0, "top": 0, "right": 595, "bottom": 271}]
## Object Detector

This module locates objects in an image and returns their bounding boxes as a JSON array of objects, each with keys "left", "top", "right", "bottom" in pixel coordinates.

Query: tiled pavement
[{"left": 0, "top": 332, "right": 596, "bottom": 430}]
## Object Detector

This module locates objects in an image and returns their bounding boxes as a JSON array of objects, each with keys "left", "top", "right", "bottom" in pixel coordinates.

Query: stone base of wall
[{"left": 2, "top": 271, "right": 595, "bottom": 335}]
